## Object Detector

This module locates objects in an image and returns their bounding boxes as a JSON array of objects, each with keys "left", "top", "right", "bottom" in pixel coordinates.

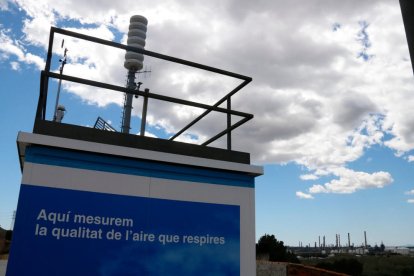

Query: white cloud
[
  {"left": 25, "top": 53, "right": 45, "bottom": 69},
  {"left": 309, "top": 184, "right": 328, "bottom": 194},
  {"left": 3, "top": 0, "right": 414, "bottom": 198},
  {"left": 0, "top": 29, "right": 44, "bottom": 70},
  {"left": 407, "top": 199, "right": 414, "bottom": 204},
  {"left": 174, "top": 133, "right": 202, "bottom": 144},
  {"left": 296, "top": 191, "right": 314, "bottom": 200},
  {"left": 10, "top": 61, "right": 20, "bottom": 71},
  {"left": 0, "top": 0, "right": 8, "bottom": 10},
  {"left": 0, "top": 29, "right": 25, "bottom": 58},
  {"left": 144, "top": 131, "right": 157, "bottom": 138},
  {"left": 308, "top": 168, "right": 393, "bottom": 194},
  {"left": 407, "top": 156, "right": 414, "bottom": 162},
  {"left": 405, "top": 190, "right": 414, "bottom": 195},
  {"left": 300, "top": 174, "right": 319, "bottom": 181}
]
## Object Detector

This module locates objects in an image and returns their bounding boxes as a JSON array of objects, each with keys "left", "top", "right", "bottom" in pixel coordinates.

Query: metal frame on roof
[{"left": 36, "top": 27, "right": 253, "bottom": 150}]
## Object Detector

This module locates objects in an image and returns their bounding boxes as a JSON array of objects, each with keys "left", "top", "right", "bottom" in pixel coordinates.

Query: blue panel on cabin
[{"left": 7, "top": 184, "right": 240, "bottom": 276}]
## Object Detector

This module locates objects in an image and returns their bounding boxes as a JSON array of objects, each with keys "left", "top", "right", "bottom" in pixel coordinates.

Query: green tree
[
  {"left": 380, "top": 242, "right": 385, "bottom": 252},
  {"left": 256, "top": 234, "right": 299, "bottom": 263},
  {"left": 5, "top": 230, "right": 12, "bottom": 241}
]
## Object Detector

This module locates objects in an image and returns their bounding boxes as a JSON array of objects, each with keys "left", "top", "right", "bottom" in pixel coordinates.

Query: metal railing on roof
[{"left": 36, "top": 27, "right": 253, "bottom": 150}]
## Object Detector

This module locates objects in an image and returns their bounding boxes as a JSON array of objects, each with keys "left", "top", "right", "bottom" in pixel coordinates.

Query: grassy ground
[
  {"left": 302, "top": 255, "right": 414, "bottom": 276},
  {"left": 359, "top": 255, "right": 414, "bottom": 276}
]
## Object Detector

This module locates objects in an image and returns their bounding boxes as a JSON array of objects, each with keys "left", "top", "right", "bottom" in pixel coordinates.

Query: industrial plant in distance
[{"left": 288, "top": 231, "right": 414, "bottom": 258}]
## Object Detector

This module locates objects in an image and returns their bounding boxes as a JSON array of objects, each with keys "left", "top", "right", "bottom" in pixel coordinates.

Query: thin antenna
[
  {"left": 53, "top": 40, "right": 68, "bottom": 122},
  {"left": 137, "top": 65, "right": 152, "bottom": 79}
]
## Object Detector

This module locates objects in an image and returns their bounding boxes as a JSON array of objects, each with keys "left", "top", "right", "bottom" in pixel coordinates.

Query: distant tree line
[
  {"left": 0, "top": 229, "right": 12, "bottom": 255},
  {"left": 256, "top": 234, "right": 300, "bottom": 263}
]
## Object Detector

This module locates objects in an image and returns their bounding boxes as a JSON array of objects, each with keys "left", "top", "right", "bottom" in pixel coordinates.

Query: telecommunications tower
[{"left": 121, "top": 15, "right": 148, "bottom": 133}]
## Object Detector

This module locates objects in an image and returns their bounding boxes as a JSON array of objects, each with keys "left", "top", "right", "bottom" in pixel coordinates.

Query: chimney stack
[{"left": 364, "top": 231, "right": 367, "bottom": 248}]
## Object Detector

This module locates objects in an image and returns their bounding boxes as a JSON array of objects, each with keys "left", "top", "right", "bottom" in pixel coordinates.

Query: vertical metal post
[
  {"left": 42, "top": 74, "right": 49, "bottom": 120},
  {"left": 42, "top": 28, "right": 55, "bottom": 121},
  {"left": 36, "top": 71, "right": 45, "bottom": 120},
  {"left": 140, "top": 88, "right": 149, "bottom": 136},
  {"left": 45, "top": 28, "right": 55, "bottom": 72},
  {"left": 53, "top": 45, "right": 67, "bottom": 122},
  {"left": 122, "top": 70, "right": 136, "bottom": 133},
  {"left": 400, "top": 0, "right": 414, "bottom": 75},
  {"left": 53, "top": 73, "right": 64, "bottom": 121},
  {"left": 227, "top": 96, "right": 232, "bottom": 150}
]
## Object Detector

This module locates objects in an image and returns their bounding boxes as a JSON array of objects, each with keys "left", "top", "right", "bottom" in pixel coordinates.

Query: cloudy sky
[{"left": 1, "top": 0, "right": 413, "bottom": 246}]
